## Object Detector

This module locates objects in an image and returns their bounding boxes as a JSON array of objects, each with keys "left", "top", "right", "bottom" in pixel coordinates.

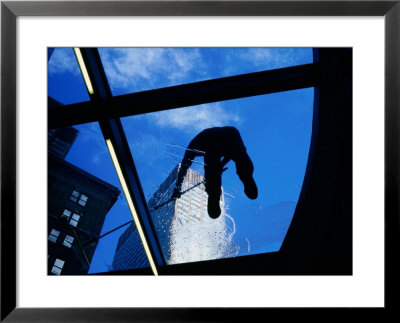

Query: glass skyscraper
[{"left": 113, "top": 164, "right": 238, "bottom": 269}]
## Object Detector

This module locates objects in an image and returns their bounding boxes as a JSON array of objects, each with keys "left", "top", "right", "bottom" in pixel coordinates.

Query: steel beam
[
  {"left": 77, "top": 48, "right": 166, "bottom": 270},
  {"left": 49, "top": 63, "right": 320, "bottom": 129}
]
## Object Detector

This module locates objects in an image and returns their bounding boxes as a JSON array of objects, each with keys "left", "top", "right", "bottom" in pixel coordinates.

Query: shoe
[
  {"left": 239, "top": 173, "right": 258, "bottom": 199},
  {"left": 207, "top": 194, "right": 221, "bottom": 219}
]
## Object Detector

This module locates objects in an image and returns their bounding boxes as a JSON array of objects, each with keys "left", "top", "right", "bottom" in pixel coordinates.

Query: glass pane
[
  {"left": 72, "top": 214, "right": 80, "bottom": 221},
  {"left": 111, "top": 222, "right": 150, "bottom": 272},
  {"left": 69, "top": 220, "right": 78, "bottom": 227},
  {"left": 48, "top": 122, "right": 150, "bottom": 275},
  {"left": 99, "top": 47, "right": 313, "bottom": 96},
  {"left": 61, "top": 209, "right": 71, "bottom": 220},
  {"left": 78, "top": 199, "right": 86, "bottom": 207},
  {"left": 54, "top": 259, "right": 64, "bottom": 268},
  {"left": 121, "top": 88, "right": 314, "bottom": 264},
  {"left": 63, "top": 236, "right": 73, "bottom": 248},
  {"left": 50, "top": 229, "right": 60, "bottom": 236},
  {"left": 65, "top": 235, "right": 74, "bottom": 243},
  {"left": 51, "top": 266, "right": 62, "bottom": 275},
  {"left": 48, "top": 48, "right": 90, "bottom": 105},
  {"left": 48, "top": 235, "right": 57, "bottom": 243}
]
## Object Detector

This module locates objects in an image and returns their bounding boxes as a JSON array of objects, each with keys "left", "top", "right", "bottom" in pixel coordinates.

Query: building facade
[
  {"left": 48, "top": 127, "right": 78, "bottom": 159},
  {"left": 48, "top": 127, "right": 120, "bottom": 275},
  {"left": 111, "top": 222, "right": 150, "bottom": 271},
  {"left": 113, "top": 164, "right": 238, "bottom": 269}
]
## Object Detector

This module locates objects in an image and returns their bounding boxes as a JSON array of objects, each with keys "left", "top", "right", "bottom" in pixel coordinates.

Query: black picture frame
[{"left": 1, "top": 1, "right": 399, "bottom": 321}]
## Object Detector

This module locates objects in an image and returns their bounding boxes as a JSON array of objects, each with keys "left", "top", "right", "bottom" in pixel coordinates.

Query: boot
[
  {"left": 207, "top": 193, "right": 221, "bottom": 219},
  {"left": 238, "top": 172, "right": 258, "bottom": 200}
]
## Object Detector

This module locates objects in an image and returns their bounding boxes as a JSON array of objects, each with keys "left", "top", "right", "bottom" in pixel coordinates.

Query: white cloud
[
  {"left": 238, "top": 48, "right": 311, "bottom": 69},
  {"left": 239, "top": 48, "right": 274, "bottom": 66},
  {"left": 149, "top": 102, "right": 241, "bottom": 133},
  {"left": 98, "top": 47, "right": 312, "bottom": 95},
  {"left": 49, "top": 47, "right": 311, "bottom": 92},
  {"left": 99, "top": 48, "right": 207, "bottom": 92},
  {"left": 48, "top": 48, "right": 80, "bottom": 76}
]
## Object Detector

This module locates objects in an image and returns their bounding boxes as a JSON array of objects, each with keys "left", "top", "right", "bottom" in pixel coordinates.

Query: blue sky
[{"left": 48, "top": 48, "right": 314, "bottom": 273}]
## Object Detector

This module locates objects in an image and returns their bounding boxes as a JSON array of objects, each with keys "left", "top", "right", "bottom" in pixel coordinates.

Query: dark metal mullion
[
  {"left": 78, "top": 48, "right": 165, "bottom": 268},
  {"left": 49, "top": 62, "right": 320, "bottom": 129},
  {"left": 101, "top": 119, "right": 166, "bottom": 267}
]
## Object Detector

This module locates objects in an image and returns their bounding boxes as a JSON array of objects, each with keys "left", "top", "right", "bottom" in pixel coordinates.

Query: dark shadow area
[{"left": 278, "top": 48, "right": 352, "bottom": 274}]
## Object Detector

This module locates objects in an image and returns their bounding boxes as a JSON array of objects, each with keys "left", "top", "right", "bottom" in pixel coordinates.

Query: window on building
[
  {"left": 53, "top": 122, "right": 146, "bottom": 274},
  {"left": 48, "top": 228, "right": 60, "bottom": 243},
  {"left": 70, "top": 190, "right": 88, "bottom": 207},
  {"left": 69, "top": 213, "right": 80, "bottom": 227},
  {"left": 70, "top": 190, "right": 80, "bottom": 203},
  {"left": 51, "top": 258, "right": 65, "bottom": 275},
  {"left": 78, "top": 194, "right": 88, "bottom": 207},
  {"left": 61, "top": 209, "right": 71, "bottom": 220},
  {"left": 63, "top": 235, "right": 74, "bottom": 248}
]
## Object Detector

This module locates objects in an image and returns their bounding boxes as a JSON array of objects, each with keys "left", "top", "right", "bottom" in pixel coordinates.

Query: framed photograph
[{"left": 1, "top": 0, "right": 399, "bottom": 321}]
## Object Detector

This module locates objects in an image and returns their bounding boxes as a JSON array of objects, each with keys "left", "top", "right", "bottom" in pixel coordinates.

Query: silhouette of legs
[
  {"left": 225, "top": 127, "right": 258, "bottom": 200},
  {"left": 233, "top": 152, "right": 258, "bottom": 200},
  {"left": 174, "top": 126, "right": 258, "bottom": 219},
  {"left": 204, "top": 154, "right": 223, "bottom": 219}
]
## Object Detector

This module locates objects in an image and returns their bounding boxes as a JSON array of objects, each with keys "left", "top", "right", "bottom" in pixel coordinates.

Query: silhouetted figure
[{"left": 172, "top": 126, "right": 258, "bottom": 219}]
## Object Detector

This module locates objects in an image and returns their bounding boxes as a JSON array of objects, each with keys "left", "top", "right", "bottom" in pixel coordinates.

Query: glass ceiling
[
  {"left": 121, "top": 88, "right": 314, "bottom": 263},
  {"left": 48, "top": 48, "right": 90, "bottom": 105},
  {"left": 48, "top": 47, "right": 314, "bottom": 274},
  {"left": 64, "top": 122, "right": 150, "bottom": 273},
  {"left": 99, "top": 47, "right": 313, "bottom": 95}
]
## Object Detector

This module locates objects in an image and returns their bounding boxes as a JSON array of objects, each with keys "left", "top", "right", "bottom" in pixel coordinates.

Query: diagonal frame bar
[{"left": 75, "top": 48, "right": 166, "bottom": 273}]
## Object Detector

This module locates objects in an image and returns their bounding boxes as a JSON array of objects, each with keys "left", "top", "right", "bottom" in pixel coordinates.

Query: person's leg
[
  {"left": 227, "top": 128, "right": 258, "bottom": 200},
  {"left": 204, "top": 155, "right": 223, "bottom": 219},
  {"left": 234, "top": 152, "right": 258, "bottom": 199}
]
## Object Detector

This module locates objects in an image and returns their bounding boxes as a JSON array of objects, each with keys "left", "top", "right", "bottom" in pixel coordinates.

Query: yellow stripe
[
  {"left": 73, "top": 48, "right": 94, "bottom": 95},
  {"left": 106, "top": 139, "right": 159, "bottom": 276}
]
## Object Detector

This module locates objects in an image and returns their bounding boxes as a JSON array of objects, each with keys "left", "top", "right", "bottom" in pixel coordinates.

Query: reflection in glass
[
  {"left": 47, "top": 123, "right": 149, "bottom": 275},
  {"left": 148, "top": 165, "right": 238, "bottom": 264},
  {"left": 99, "top": 48, "right": 313, "bottom": 96},
  {"left": 121, "top": 88, "right": 314, "bottom": 264}
]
